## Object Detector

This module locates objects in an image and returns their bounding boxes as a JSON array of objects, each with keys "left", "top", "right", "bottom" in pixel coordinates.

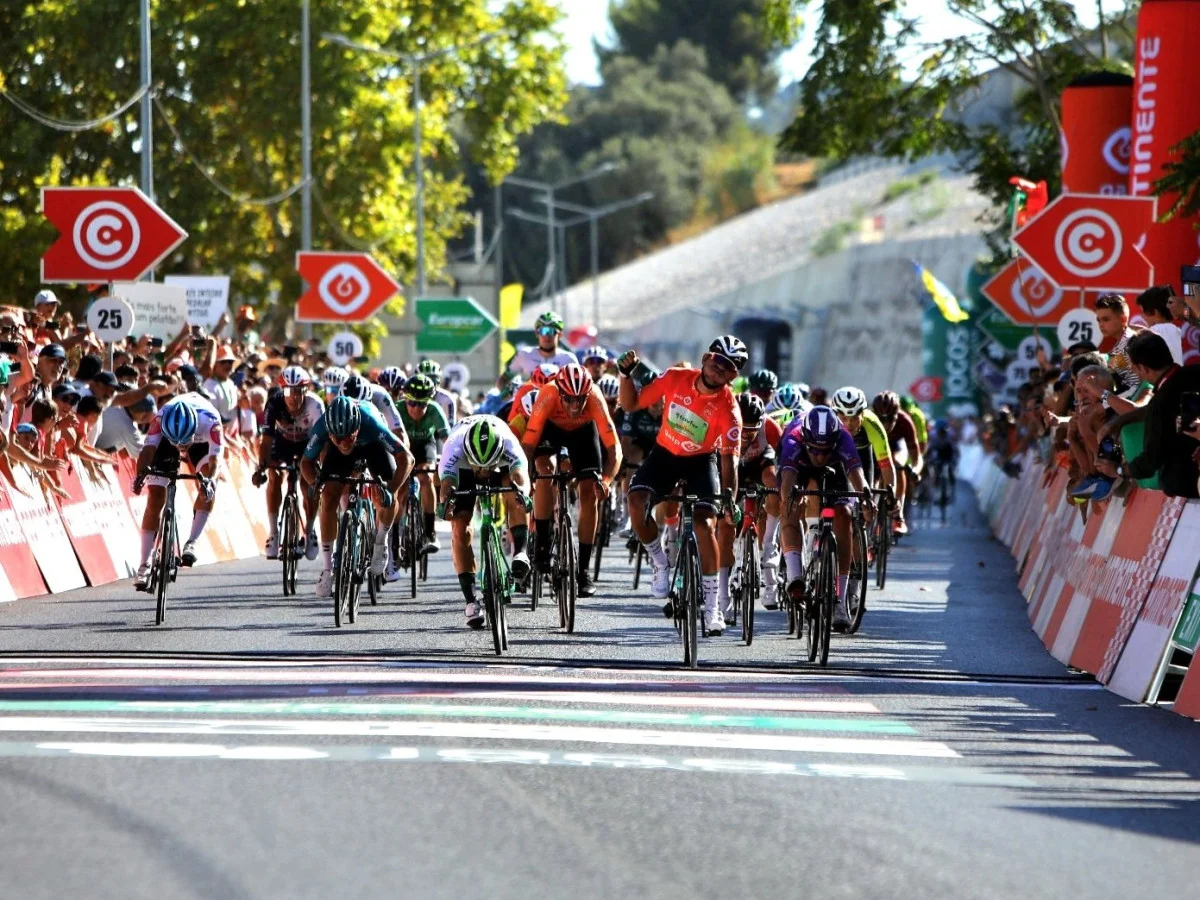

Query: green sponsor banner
[
  {"left": 922, "top": 305, "right": 978, "bottom": 418},
  {"left": 1173, "top": 594, "right": 1200, "bottom": 652},
  {"left": 415, "top": 297, "right": 498, "bottom": 354},
  {"left": 977, "top": 307, "right": 1060, "bottom": 354}
]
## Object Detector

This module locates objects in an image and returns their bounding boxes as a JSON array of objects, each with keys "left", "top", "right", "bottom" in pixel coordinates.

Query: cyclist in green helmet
[
  {"left": 508, "top": 311, "right": 579, "bottom": 378},
  {"left": 398, "top": 374, "right": 451, "bottom": 557}
]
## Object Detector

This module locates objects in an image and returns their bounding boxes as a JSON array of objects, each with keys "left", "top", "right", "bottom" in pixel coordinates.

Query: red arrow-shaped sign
[
  {"left": 41, "top": 187, "right": 188, "bottom": 284},
  {"left": 1012, "top": 193, "right": 1156, "bottom": 293},
  {"left": 980, "top": 258, "right": 1068, "bottom": 325},
  {"left": 295, "top": 252, "right": 401, "bottom": 324}
]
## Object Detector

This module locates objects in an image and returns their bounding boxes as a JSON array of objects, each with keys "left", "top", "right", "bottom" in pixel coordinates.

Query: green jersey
[{"left": 399, "top": 400, "right": 450, "bottom": 443}]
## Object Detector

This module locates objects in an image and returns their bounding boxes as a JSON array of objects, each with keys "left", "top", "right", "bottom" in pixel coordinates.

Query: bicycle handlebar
[
  {"left": 452, "top": 485, "right": 524, "bottom": 500},
  {"left": 141, "top": 468, "right": 208, "bottom": 483},
  {"left": 533, "top": 469, "right": 600, "bottom": 484}
]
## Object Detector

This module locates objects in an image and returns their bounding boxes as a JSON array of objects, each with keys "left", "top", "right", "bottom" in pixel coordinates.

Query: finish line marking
[
  {"left": 0, "top": 716, "right": 957, "bottom": 758},
  {"left": 0, "top": 700, "right": 911, "bottom": 735},
  {"left": 13, "top": 741, "right": 1024, "bottom": 786}
]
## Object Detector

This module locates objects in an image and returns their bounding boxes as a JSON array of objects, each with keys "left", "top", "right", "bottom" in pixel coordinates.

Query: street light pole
[
  {"left": 301, "top": 0, "right": 312, "bottom": 256},
  {"left": 140, "top": 0, "right": 153, "bottom": 202}
]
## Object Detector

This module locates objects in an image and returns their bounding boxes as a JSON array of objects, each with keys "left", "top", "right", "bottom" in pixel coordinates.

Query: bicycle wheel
[
  {"left": 154, "top": 507, "right": 174, "bottom": 626},
  {"left": 593, "top": 502, "right": 607, "bottom": 582},
  {"left": 742, "top": 531, "right": 758, "bottom": 646},
  {"left": 817, "top": 532, "right": 837, "bottom": 667},
  {"left": 281, "top": 494, "right": 298, "bottom": 596},
  {"left": 350, "top": 521, "right": 369, "bottom": 622},
  {"left": 406, "top": 494, "right": 421, "bottom": 598},
  {"left": 482, "top": 527, "right": 506, "bottom": 656},
  {"left": 680, "top": 538, "right": 700, "bottom": 669},
  {"left": 938, "top": 474, "right": 949, "bottom": 523},
  {"left": 564, "top": 521, "right": 578, "bottom": 634},
  {"left": 333, "top": 511, "right": 355, "bottom": 627},
  {"left": 632, "top": 543, "right": 643, "bottom": 589},
  {"left": 847, "top": 517, "right": 868, "bottom": 634}
]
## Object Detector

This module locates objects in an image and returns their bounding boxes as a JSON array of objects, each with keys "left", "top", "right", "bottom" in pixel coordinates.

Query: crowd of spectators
[
  {"left": 983, "top": 283, "right": 1200, "bottom": 507},
  {"left": 0, "top": 288, "right": 382, "bottom": 499}
]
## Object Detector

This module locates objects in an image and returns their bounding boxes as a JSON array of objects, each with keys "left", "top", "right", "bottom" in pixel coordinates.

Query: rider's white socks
[
  {"left": 784, "top": 550, "right": 803, "bottom": 583},
  {"left": 139, "top": 529, "right": 156, "bottom": 567},
  {"left": 644, "top": 535, "right": 668, "bottom": 568},
  {"left": 763, "top": 514, "right": 780, "bottom": 559},
  {"left": 187, "top": 510, "right": 209, "bottom": 545},
  {"left": 718, "top": 566, "right": 731, "bottom": 602},
  {"left": 702, "top": 574, "right": 719, "bottom": 612}
]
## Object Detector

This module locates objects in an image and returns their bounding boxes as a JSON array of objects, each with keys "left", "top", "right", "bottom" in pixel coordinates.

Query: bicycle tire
[
  {"left": 682, "top": 538, "right": 700, "bottom": 669},
  {"left": 483, "top": 527, "right": 506, "bottom": 656},
  {"left": 333, "top": 510, "right": 355, "bottom": 627},
  {"left": 805, "top": 550, "right": 819, "bottom": 663},
  {"left": 818, "top": 531, "right": 837, "bottom": 667},
  {"left": 281, "top": 493, "right": 298, "bottom": 596},
  {"left": 847, "top": 518, "right": 868, "bottom": 634},
  {"left": 406, "top": 493, "right": 422, "bottom": 598},
  {"left": 350, "top": 520, "right": 370, "bottom": 622},
  {"left": 632, "top": 543, "right": 643, "bottom": 589},
  {"left": 564, "top": 521, "right": 578, "bottom": 634},
  {"left": 593, "top": 501, "right": 607, "bottom": 582},
  {"left": 154, "top": 508, "right": 174, "bottom": 626},
  {"left": 742, "top": 530, "right": 758, "bottom": 646}
]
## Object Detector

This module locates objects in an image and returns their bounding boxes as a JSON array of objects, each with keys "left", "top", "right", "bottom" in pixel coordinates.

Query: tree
[
  {"left": 598, "top": 0, "right": 798, "bottom": 102},
  {"left": 1155, "top": 131, "right": 1200, "bottom": 223},
  {"left": 0, "top": 0, "right": 568, "bottom": 326},
  {"left": 773, "top": 0, "right": 1135, "bottom": 253}
]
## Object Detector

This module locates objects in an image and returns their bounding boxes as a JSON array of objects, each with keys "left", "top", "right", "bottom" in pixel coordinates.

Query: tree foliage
[
  {"left": 599, "top": 0, "right": 795, "bottom": 101},
  {"left": 0, "top": 0, "right": 567, "bottom": 326},
  {"left": 1155, "top": 130, "right": 1200, "bottom": 223}
]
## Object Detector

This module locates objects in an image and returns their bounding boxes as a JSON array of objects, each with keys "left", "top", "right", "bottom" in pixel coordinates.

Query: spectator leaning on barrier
[
  {"left": 1137, "top": 285, "right": 1184, "bottom": 366},
  {"left": 97, "top": 395, "right": 155, "bottom": 458},
  {"left": 1094, "top": 293, "right": 1138, "bottom": 391}
]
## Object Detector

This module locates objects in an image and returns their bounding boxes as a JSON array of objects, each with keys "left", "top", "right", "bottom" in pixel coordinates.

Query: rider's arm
[
  {"left": 589, "top": 390, "right": 623, "bottom": 484},
  {"left": 518, "top": 387, "right": 554, "bottom": 456},
  {"left": 133, "top": 442, "right": 156, "bottom": 476}
]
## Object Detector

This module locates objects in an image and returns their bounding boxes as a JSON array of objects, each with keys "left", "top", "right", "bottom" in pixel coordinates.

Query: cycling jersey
[
  {"left": 398, "top": 400, "right": 450, "bottom": 444},
  {"left": 363, "top": 383, "right": 402, "bottom": 431},
  {"left": 906, "top": 404, "right": 929, "bottom": 446},
  {"left": 778, "top": 418, "right": 862, "bottom": 474},
  {"left": 439, "top": 415, "right": 526, "bottom": 482},
  {"left": 508, "top": 346, "right": 579, "bottom": 378},
  {"left": 742, "top": 416, "right": 782, "bottom": 464},
  {"left": 433, "top": 386, "right": 457, "bottom": 427},
  {"left": 768, "top": 408, "right": 796, "bottom": 429},
  {"left": 928, "top": 433, "right": 957, "bottom": 465},
  {"left": 884, "top": 410, "right": 921, "bottom": 455},
  {"left": 262, "top": 392, "right": 325, "bottom": 444},
  {"left": 521, "top": 382, "right": 619, "bottom": 452},
  {"left": 619, "top": 408, "right": 661, "bottom": 447},
  {"left": 851, "top": 409, "right": 893, "bottom": 464},
  {"left": 510, "top": 381, "right": 537, "bottom": 416},
  {"left": 635, "top": 367, "right": 740, "bottom": 457},
  {"left": 145, "top": 393, "right": 223, "bottom": 451},
  {"left": 304, "top": 399, "right": 401, "bottom": 461}
]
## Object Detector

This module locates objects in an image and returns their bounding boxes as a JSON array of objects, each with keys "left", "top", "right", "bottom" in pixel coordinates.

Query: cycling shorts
[
  {"left": 790, "top": 464, "right": 855, "bottom": 508},
  {"left": 739, "top": 452, "right": 776, "bottom": 487},
  {"left": 630, "top": 445, "right": 720, "bottom": 509},
  {"left": 535, "top": 421, "right": 601, "bottom": 474},
  {"left": 269, "top": 437, "right": 308, "bottom": 465},
  {"left": 451, "top": 468, "right": 505, "bottom": 517},
  {"left": 410, "top": 437, "right": 439, "bottom": 469},
  {"left": 146, "top": 440, "right": 220, "bottom": 489},
  {"left": 320, "top": 440, "right": 396, "bottom": 486}
]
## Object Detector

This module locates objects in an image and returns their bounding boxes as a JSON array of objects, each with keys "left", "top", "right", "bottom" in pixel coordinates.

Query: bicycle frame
[
  {"left": 323, "top": 469, "right": 382, "bottom": 627},
  {"left": 453, "top": 484, "right": 521, "bottom": 656},
  {"left": 141, "top": 467, "right": 206, "bottom": 626}
]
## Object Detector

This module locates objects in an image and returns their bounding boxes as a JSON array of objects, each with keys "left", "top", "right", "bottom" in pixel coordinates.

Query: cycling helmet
[
  {"left": 325, "top": 395, "right": 361, "bottom": 439},
  {"left": 160, "top": 401, "right": 199, "bottom": 447},
  {"left": 801, "top": 405, "right": 841, "bottom": 450},
  {"left": 530, "top": 363, "right": 560, "bottom": 387},
  {"left": 465, "top": 417, "right": 505, "bottom": 468},
  {"left": 872, "top": 390, "right": 901, "bottom": 419},
  {"left": 831, "top": 386, "right": 868, "bottom": 417},
  {"left": 280, "top": 365, "right": 311, "bottom": 389},
  {"left": 403, "top": 374, "right": 436, "bottom": 404},
  {"left": 738, "top": 392, "right": 766, "bottom": 427},
  {"left": 535, "top": 311, "right": 565, "bottom": 332},
  {"left": 794, "top": 381, "right": 811, "bottom": 400},
  {"left": 417, "top": 359, "right": 442, "bottom": 380},
  {"left": 748, "top": 369, "right": 778, "bottom": 395},
  {"left": 342, "top": 374, "right": 371, "bottom": 401},
  {"left": 555, "top": 363, "right": 593, "bottom": 399},
  {"left": 707, "top": 334, "right": 749, "bottom": 371},
  {"left": 582, "top": 345, "right": 607, "bottom": 364},
  {"left": 775, "top": 383, "right": 802, "bottom": 411},
  {"left": 377, "top": 366, "right": 406, "bottom": 391},
  {"left": 597, "top": 374, "right": 620, "bottom": 400},
  {"left": 900, "top": 394, "right": 918, "bottom": 411},
  {"left": 521, "top": 389, "right": 540, "bottom": 417},
  {"left": 322, "top": 367, "right": 349, "bottom": 392}
]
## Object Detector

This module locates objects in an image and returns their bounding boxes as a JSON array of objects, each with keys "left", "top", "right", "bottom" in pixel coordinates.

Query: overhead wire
[{"left": 0, "top": 82, "right": 149, "bottom": 132}]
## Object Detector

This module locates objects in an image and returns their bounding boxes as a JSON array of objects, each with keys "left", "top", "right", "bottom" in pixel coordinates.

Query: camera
[{"left": 1097, "top": 434, "right": 1122, "bottom": 462}]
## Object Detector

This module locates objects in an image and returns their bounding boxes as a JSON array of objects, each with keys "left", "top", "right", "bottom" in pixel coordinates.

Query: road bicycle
[
  {"left": 139, "top": 468, "right": 208, "bottom": 626},
  {"left": 869, "top": 487, "right": 894, "bottom": 590},
  {"left": 394, "top": 466, "right": 432, "bottom": 599},
  {"left": 592, "top": 475, "right": 619, "bottom": 582},
  {"left": 269, "top": 462, "right": 306, "bottom": 597},
  {"left": 725, "top": 484, "right": 778, "bottom": 647},
  {"left": 533, "top": 469, "right": 597, "bottom": 633},
  {"left": 452, "top": 483, "right": 523, "bottom": 656},
  {"left": 931, "top": 459, "right": 953, "bottom": 523},
  {"left": 654, "top": 492, "right": 712, "bottom": 669},
  {"left": 790, "top": 476, "right": 867, "bottom": 667},
  {"left": 323, "top": 467, "right": 383, "bottom": 628}
]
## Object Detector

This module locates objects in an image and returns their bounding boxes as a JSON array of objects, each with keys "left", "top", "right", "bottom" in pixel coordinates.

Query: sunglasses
[
  {"left": 405, "top": 399, "right": 426, "bottom": 408},
  {"left": 707, "top": 354, "right": 737, "bottom": 374},
  {"left": 536, "top": 326, "right": 560, "bottom": 337}
]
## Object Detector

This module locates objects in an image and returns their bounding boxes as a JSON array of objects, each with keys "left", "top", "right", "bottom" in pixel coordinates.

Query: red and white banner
[
  {"left": 54, "top": 464, "right": 120, "bottom": 587},
  {"left": 6, "top": 466, "right": 87, "bottom": 594}
]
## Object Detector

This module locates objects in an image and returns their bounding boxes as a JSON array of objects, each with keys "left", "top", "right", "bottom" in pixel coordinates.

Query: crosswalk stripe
[
  {"left": 0, "top": 700, "right": 913, "bottom": 734},
  {"left": 0, "top": 716, "right": 958, "bottom": 757}
]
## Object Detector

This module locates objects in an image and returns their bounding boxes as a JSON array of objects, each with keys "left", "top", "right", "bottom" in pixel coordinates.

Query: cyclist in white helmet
[
  {"left": 417, "top": 359, "right": 458, "bottom": 427},
  {"left": 342, "top": 372, "right": 404, "bottom": 438},
  {"left": 322, "top": 367, "right": 349, "bottom": 398}
]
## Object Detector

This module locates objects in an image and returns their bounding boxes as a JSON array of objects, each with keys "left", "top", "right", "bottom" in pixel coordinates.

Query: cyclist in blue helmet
[
  {"left": 132, "top": 392, "right": 224, "bottom": 588},
  {"left": 301, "top": 394, "right": 415, "bottom": 599}
]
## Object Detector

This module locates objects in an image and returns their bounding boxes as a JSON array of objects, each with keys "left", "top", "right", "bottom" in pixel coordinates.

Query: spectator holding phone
[{"left": 1119, "top": 331, "right": 1200, "bottom": 498}]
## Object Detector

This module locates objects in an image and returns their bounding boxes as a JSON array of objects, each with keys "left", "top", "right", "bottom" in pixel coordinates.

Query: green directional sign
[
  {"left": 415, "top": 297, "right": 498, "bottom": 354},
  {"left": 976, "top": 307, "right": 1059, "bottom": 354}
]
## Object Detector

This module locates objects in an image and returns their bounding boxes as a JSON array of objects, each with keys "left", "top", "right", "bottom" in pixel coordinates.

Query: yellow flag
[
  {"left": 499, "top": 283, "right": 523, "bottom": 330},
  {"left": 913, "top": 262, "right": 969, "bottom": 323}
]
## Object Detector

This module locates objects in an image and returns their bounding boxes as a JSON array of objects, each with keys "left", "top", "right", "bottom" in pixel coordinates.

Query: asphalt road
[{"left": 1, "top": 492, "right": 1199, "bottom": 899}]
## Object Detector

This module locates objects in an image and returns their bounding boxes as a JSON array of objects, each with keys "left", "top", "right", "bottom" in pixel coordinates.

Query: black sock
[
  {"left": 535, "top": 518, "right": 551, "bottom": 559},
  {"left": 423, "top": 512, "right": 436, "bottom": 536},
  {"left": 512, "top": 525, "right": 528, "bottom": 555},
  {"left": 458, "top": 573, "right": 476, "bottom": 604},
  {"left": 578, "top": 542, "right": 593, "bottom": 575}
]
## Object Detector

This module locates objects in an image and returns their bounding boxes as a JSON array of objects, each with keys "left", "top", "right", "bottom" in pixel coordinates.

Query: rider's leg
[
  {"left": 576, "top": 476, "right": 600, "bottom": 577},
  {"left": 833, "top": 505, "right": 853, "bottom": 600},
  {"left": 716, "top": 517, "right": 735, "bottom": 612},
  {"left": 450, "top": 511, "right": 476, "bottom": 599},
  {"left": 138, "top": 486, "right": 167, "bottom": 567},
  {"left": 318, "top": 482, "right": 344, "bottom": 571},
  {"left": 532, "top": 454, "right": 555, "bottom": 567},
  {"left": 266, "top": 468, "right": 283, "bottom": 537}
]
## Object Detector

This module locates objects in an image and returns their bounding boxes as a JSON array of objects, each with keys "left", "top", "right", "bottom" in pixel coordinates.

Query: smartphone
[
  {"left": 1181, "top": 391, "right": 1200, "bottom": 431},
  {"left": 150, "top": 337, "right": 164, "bottom": 348},
  {"left": 1182, "top": 265, "right": 1200, "bottom": 297},
  {"left": 1097, "top": 435, "right": 1122, "bottom": 462},
  {"left": 0, "top": 341, "right": 20, "bottom": 355}
]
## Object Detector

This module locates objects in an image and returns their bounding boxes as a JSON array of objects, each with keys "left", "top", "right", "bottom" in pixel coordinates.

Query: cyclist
[
  {"left": 778, "top": 406, "right": 874, "bottom": 632},
  {"left": 322, "top": 366, "right": 349, "bottom": 399},
  {"left": 900, "top": 394, "right": 930, "bottom": 456},
  {"left": 767, "top": 383, "right": 812, "bottom": 429},
  {"left": 131, "top": 392, "right": 224, "bottom": 587},
  {"left": 581, "top": 346, "right": 609, "bottom": 382},
  {"left": 717, "top": 392, "right": 784, "bottom": 615},
  {"left": 872, "top": 390, "right": 923, "bottom": 535},
  {"left": 510, "top": 363, "right": 558, "bottom": 421},
  {"left": 521, "top": 364, "right": 622, "bottom": 598},
  {"left": 508, "top": 311, "right": 579, "bottom": 377},
  {"left": 927, "top": 419, "right": 959, "bottom": 498},
  {"left": 416, "top": 359, "right": 458, "bottom": 427},
  {"left": 397, "top": 373, "right": 451, "bottom": 556},
  {"left": 597, "top": 374, "right": 621, "bottom": 417},
  {"left": 343, "top": 373, "right": 404, "bottom": 439},
  {"left": 438, "top": 415, "right": 533, "bottom": 628},
  {"left": 508, "top": 388, "right": 539, "bottom": 440},
  {"left": 747, "top": 369, "right": 778, "bottom": 405},
  {"left": 831, "top": 386, "right": 896, "bottom": 496},
  {"left": 301, "top": 395, "right": 414, "bottom": 598},
  {"left": 618, "top": 335, "right": 746, "bottom": 636},
  {"left": 376, "top": 366, "right": 407, "bottom": 406},
  {"left": 252, "top": 365, "right": 324, "bottom": 560}
]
